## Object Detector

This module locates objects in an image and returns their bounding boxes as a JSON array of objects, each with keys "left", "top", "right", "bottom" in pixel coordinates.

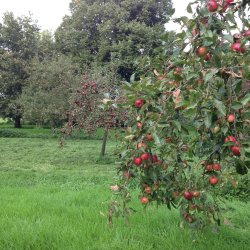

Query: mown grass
[{"left": 0, "top": 128, "right": 249, "bottom": 249}]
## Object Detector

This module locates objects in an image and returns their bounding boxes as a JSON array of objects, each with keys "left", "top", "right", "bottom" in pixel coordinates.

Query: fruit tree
[{"left": 109, "top": 0, "right": 250, "bottom": 229}]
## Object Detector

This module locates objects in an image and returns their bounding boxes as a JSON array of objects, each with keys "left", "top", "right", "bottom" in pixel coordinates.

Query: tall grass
[{"left": 0, "top": 129, "right": 249, "bottom": 249}]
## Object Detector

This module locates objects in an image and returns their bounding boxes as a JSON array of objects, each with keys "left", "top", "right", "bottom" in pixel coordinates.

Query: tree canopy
[
  {"left": 0, "top": 12, "right": 39, "bottom": 127},
  {"left": 55, "top": 0, "right": 174, "bottom": 79}
]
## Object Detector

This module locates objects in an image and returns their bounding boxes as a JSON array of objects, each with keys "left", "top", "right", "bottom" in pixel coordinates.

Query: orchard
[{"left": 109, "top": 0, "right": 250, "bottom": 229}]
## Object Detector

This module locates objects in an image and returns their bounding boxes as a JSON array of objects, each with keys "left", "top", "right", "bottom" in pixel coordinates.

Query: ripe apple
[
  {"left": 136, "top": 122, "right": 142, "bottom": 129},
  {"left": 227, "top": 114, "right": 235, "bottom": 123},
  {"left": 183, "top": 191, "right": 193, "bottom": 200},
  {"left": 146, "top": 134, "right": 154, "bottom": 141},
  {"left": 221, "top": 0, "right": 233, "bottom": 12},
  {"left": 224, "top": 135, "right": 237, "bottom": 144},
  {"left": 205, "top": 53, "right": 212, "bottom": 61},
  {"left": 144, "top": 186, "right": 152, "bottom": 194},
  {"left": 134, "top": 99, "right": 144, "bottom": 108},
  {"left": 134, "top": 157, "right": 142, "bottom": 166},
  {"left": 151, "top": 155, "right": 159, "bottom": 163},
  {"left": 196, "top": 46, "right": 207, "bottom": 57},
  {"left": 173, "top": 67, "right": 182, "bottom": 75},
  {"left": 213, "top": 163, "right": 221, "bottom": 171},
  {"left": 137, "top": 141, "right": 146, "bottom": 149},
  {"left": 165, "top": 137, "right": 172, "bottom": 143},
  {"left": 242, "top": 29, "right": 250, "bottom": 37},
  {"left": 209, "top": 176, "right": 219, "bottom": 185},
  {"left": 192, "top": 28, "right": 199, "bottom": 37},
  {"left": 192, "top": 191, "right": 200, "bottom": 198},
  {"left": 231, "top": 146, "right": 241, "bottom": 156},
  {"left": 207, "top": 0, "right": 218, "bottom": 12},
  {"left": 205, "top": 164, "right": 213, "bottom": 172},
  {"left": 140, "top": 153, "right": 150, "bottom": 161},
  {"left": 231, "top": 42, "right": 246, "bottom": 53},
  {"left": 140, "top": 197, "right": 149, "bottom": 204}
]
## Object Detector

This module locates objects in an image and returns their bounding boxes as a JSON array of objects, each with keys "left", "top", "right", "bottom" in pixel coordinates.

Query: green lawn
[{"left": 0, "top": 128, "right": 249, "bottom": 249}]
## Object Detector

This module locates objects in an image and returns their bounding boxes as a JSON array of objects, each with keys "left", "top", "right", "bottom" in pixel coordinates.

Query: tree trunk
[
  {"left": 100, "top": 126, "right": 109, "bottom": 157},
  {"left": 14, "top": 116, "right": 21, "bottom": 128}
]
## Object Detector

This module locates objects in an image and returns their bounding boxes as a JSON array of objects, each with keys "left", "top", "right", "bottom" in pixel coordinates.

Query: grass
[{"left": 0, "top": 127, "right": 249, "bottom": 249}]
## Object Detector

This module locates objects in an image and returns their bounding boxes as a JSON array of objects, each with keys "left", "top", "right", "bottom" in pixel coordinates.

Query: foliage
[
  {"left": 110, "top": 0, "right": 250, "bottom": 230},
  {"left": 55, "top": 0, "right": 174, "bottom": 80},
  {"left": 0, "top": 12, "right": 40, "bottom": 127},
  {"left": 19, "top": 55, "right": 81, "bottom": 127}
]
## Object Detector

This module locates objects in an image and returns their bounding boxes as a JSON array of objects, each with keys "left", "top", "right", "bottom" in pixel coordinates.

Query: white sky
[{"left": 0, "top": 0, "right": 193, "bottom": 32}]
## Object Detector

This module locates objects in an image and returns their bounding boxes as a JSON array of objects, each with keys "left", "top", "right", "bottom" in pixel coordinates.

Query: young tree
[
  {"left": 0, "top": 12, "right": 39, "bottom": 127},
  {"left": 61, "top": 66, "right": 127, "bottom": 157},
  {"left": 109, "top": 0, "right": 250, "bottom": 229}
]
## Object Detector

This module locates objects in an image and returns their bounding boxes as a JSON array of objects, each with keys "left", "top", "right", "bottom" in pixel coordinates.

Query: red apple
[
  {"left": 196, "top": 46, "right": 207, "bottom": 57},
  {"left": 183, "top": 191, "right": 193, "bottom": 200},
  {"left": 136, "top": 122, "right": 142, "bottom": 129},
  {"left": 192, "top": 28, "right": 199, "bottom": 37},
  {"left": 173, "top": 67, "right": 182, "bottom": 75},
  {"left": 231, "top": 42, "right": 246, "bottom": 53},
  {"left": 209, "top": 176, "right": 219, "bottom": 185},
  {"left": 137, "top": 141, "right": 146, "bottom": 149},
  {"left": 134, "top": 157, "right": 142, "bottom": 166},
  {"left": 224, "top": 135, "right": 237, "bottom": 144},
  {"left": 192, "top": 191, "right": 200, "bottom": 198},
  {"left": 140, "top": 197, "right": 149, "bottom": 204},
  {"left": 205, "top": 53, "right": 212, "bottom": 61},
  {"left": 242, "top": 29, "right": 250, "bottom": 37},
  {"left": 205, "top": 164, "right": 213, "bottom": 172},
  {"left": 146, "top": 134, "right": 154, "bottom": 141},
  {"left": 231, "top": 146, "right": 241, "bottom": 156},
  {"left": 221, "top": 0, "right": 233, "bottom": 12},
  {"left": 227, "top": 114, "right": 235, "bottom": 123},
  {"left": 165, "top": 137, "right": 172, "bottom": 143},
  {"left": 144, "top": 186, "right": 152, "bottom": 194},
  {"left": 134, "top": 99, "right": 144, "bottom": 108},
  {"left": 213, "top": 163, "right": 221, "bottom": 171},
  {"left": 207, "top": 0, "right": 218, "bottom": 12},
  {"left": 140, "top": 153, "right": 150, "bottom": 161},
  {"left": 151, "top": 155, "right": 159, "bottom": 163}
]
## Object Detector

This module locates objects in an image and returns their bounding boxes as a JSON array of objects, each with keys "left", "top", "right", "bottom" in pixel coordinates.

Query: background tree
[
  {"left": 20, "top": 55, "right": 81, "bottom": 127},
  {"left": 0, "top": 12, "right": 39, "bottom": 127},
  {"left": 55, "top": 0, "right": 174, "bottom": 80}
]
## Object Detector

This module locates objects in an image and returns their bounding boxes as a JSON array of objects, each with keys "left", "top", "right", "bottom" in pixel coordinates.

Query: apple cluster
[{"left": 109, "top": 0, "right": 249, "bottom": 228}]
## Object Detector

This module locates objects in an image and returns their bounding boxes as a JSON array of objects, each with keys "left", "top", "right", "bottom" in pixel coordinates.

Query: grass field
[{"left": 0, "top": 125, "right": 249, "bottom": 249}]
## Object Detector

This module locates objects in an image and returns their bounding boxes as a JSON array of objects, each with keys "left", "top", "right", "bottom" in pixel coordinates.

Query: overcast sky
[{"left": 0, "top": 0, "right": 193, "bottom": 32}]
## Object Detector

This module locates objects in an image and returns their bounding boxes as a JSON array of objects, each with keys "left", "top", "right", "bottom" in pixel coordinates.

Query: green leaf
[
  {"left": 130, "top": 73, "right": 135, "bottom": 83},
  {"left": 204, "top": 113, "right": 212, "bottom": 128},
  {"left": 204, "top": 69, "right": 218, "bottom": 82},
  {"left": 214, "top": 99, "right": 226, "bottom": 117},
  {"left": 187, "top": 4, "right": 192, "bottom": 14},
  {"left": 240, "top": 93, "right": 250, "bottom": 106},
  {"left": 152, "top": 131, "right": 161, "bottom": 145},
  {"left": 223, "top": 35, "right": 234, "bottom": 43},
  {"left": 231, "top": 101, "right": 243, "bottom": 110},
  {"left": 172, "top": 120, "right": 181, "bottom": 132}
]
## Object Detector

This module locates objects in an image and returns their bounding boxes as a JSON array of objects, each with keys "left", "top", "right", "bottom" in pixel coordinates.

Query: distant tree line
[{"left": 0, "top": 0, "right": 174, "bottom": 128}]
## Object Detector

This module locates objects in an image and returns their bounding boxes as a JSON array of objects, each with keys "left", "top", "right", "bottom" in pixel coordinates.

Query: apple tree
[
  {"left": 61, "top": 67, "right": 127, "bottom": 157},
  {"left": 109, "top": 0, "right": 250, "bottom": 229}
]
